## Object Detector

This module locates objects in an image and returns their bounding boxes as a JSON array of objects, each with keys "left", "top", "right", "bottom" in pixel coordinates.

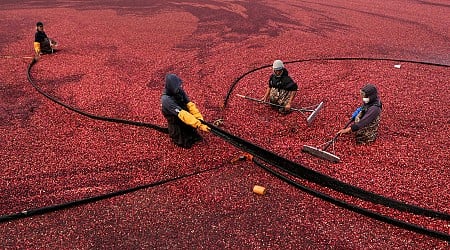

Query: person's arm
[
  {"left": 284, "top": 76, "right": 298, "bottom": 109},
  {"left": 338, "top": 106, "right": 380, "bottom": 135},
  {"left": 284, "top": 91, "right": 296, "bottom": 110},
  {"left": 178, "top": 110, "right": 210, "bottom": 132},
  {"left": 162, "top": 96, "right": 209, "bottom": 132},
  {"left": 261, "top": 87, "right": 270, "bottom": 102},
  {"left": 33, "top": 42, "right": 41, "bottom": 58},
  {"left": 351, "top": 106, "right": 381, "bottom": 131},
  {"left": 338, "top": 127, "right": 352, "bottom": 135},
  {"left": 186, "top": 101, "right": 204, "bottom": 120},
  {"left": 34, "top": 32, "right": 44, "bottom": 58}
]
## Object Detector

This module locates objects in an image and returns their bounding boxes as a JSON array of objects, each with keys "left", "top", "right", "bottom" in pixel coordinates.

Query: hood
[
  {"left": 361, "top": 83, "right": 378, "bottom": 103},
  {"left": 164, "top": 73, "right": 182, "bottom": 96}
]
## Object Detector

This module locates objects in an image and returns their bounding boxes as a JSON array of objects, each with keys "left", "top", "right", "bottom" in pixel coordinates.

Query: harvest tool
[
  {"left": 302, "top": 119, "right": 353, "bottom": 163},
  {"left": 1, "top": 55, "right": 34, "bottom": 59},
  {"left": 236, "top": 94, "right": 324, "bottom": 124}
]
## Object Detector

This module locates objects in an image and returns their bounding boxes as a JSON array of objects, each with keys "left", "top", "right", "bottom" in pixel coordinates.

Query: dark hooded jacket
[
  {"left": 161, "top": 74, "right": 201, "bottom": 148},
  {"left": 351, "top": 84, "right": 382, "bottom": 131},
  {"left": 161, "top": 74, "right": 190, "bottom": 117},
  {"left": 268, "top": 68, "right": 298, "bottom": 91},
  {"left": 35, "top": 30, "right": 48, "bottom": 43},
  {"left": 34, "top": 27, "right": 54, "bottom": 54}
]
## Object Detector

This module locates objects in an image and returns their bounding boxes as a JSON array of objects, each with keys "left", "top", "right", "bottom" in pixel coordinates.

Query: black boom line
[
  {"left": 26, "top": 59, "right": 169, "bottom": 134},
  {"left": 2, "top": 57, "right": 447, "bottom": 242}
]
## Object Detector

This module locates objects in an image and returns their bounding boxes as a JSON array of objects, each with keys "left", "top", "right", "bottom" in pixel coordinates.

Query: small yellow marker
[{"left": 253, "top": 185, "right": 266, "bottom": 195}]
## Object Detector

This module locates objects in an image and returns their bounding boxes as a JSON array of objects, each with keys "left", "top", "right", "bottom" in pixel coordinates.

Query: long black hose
[
  {"left": 223, "top": 57, "right": 449, "bottom": 107},
  {"left": 27, "top": 59, "right": 168, "bottom": 134},
  {"left": 220, "top": 57, "right": 450, "bottom": 220},
  {"left": 0, "top": 167, "right": 219, "bottom": 223},
  {"left": 206, "top": 121, "right": 450, "bottom": 221},
  {"left": 252, "top": 158, "right": 450, "bottom": 242},
  {"left": 3, "top": 57, "right": 447, "bottom": 242}
]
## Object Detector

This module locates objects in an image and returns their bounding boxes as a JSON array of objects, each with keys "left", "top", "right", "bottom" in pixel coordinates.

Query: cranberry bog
[{"left": 0, "top": 0, "right": 449, "bottom": 249}]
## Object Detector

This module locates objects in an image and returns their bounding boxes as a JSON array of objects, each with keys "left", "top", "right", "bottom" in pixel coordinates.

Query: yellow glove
[
  {"left": 198, "top": 124, "right": 211, "bottom": 132},
  {"left": 186, "top": 102, "right": 204, "bottom": 120},
  {"left": 178, "top": 110, "right": 210, "bottom": 132},
  {"left": 33, "top": 42, "right": 41, "bottom": 55}
]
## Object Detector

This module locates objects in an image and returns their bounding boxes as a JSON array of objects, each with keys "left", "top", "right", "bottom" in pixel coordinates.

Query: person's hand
[
  {"left": 337, "top": 127, "right": 351, "bottom": 135},
  {"left": 34, "top": 52, "right": 40, "bottom": 61},
  {"left": 198, "top": 124, "right": 210, "bottom": 132},
  {"left": 285, "top": 103, "right": 291, "bottom": 110},
  {"left": 50, "top": 39, "right": 58, "bottom": 47}
]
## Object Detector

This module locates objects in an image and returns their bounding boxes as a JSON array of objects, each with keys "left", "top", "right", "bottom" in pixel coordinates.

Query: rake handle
[
  {"left": 236, "top": 94, "right": 312, "bottom": 112},
  {"left": 322, "top": 119, "right": 353, "bottom": 151}
]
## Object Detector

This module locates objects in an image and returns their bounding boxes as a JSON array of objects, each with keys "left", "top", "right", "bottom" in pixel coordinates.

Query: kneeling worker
[
  {"left": 34, "top": 21, "right": 57, "bottom": 59},
  {"left": 161, "top": 73, "right": 210, "bottom": 149},
  {"left": 261, "top": 59, "right": 298, "bottom": 114},
  {"left": 338, "top": 83, "right": 382, "bottom": 144}
]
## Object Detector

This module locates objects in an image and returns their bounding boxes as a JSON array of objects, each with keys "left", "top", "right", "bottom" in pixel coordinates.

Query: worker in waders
[
  {"left": 161, "top": 74, "right": 210, "bottom": 149},
  {"left": 261, "top": 60, "right": 298, "bottom": 114},
  {"left": 34, "top": 21, "right": 57, "bottom": 59},
  {"left": 338, "top": 83, "right": 382, "bottom": 144}
]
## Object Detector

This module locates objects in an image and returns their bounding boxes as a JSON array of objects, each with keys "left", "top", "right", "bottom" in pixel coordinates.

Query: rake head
[
  {"left": 302, "top": 145, "right": 340, "bottom": 163},
  {"left": 306, "top": 101, "right": 324, "bottom": 124}
]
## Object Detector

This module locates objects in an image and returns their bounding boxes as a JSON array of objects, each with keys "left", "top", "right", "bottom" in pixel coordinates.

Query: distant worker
[
  {"left": 338, "top": 83, "right": 382, "bottom": 144},
  {"left": 161, "top": 73, "right": 210, "bottom": 149},
  {"left": 261, "top": 59, "right": 298, "bottom": 114},
  {"left": 34, "top": 21, "right": 57, "bottom": 59}
]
